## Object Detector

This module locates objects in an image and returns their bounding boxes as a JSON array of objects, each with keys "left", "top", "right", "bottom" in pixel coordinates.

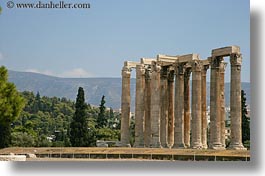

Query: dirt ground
[{"left": 0, "top": 147, "right": 250, "bottom": 157}]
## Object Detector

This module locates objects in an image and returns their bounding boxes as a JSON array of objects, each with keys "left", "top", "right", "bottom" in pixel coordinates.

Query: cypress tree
[
  {"left": 241, "top": 90, "right": 250, "bottom": 145},
  {"left": 97, "top": 95, "right": 107, "bottom": 128},
  {"left": 70, "top": 87, "right": 88, "bottom": 147}
]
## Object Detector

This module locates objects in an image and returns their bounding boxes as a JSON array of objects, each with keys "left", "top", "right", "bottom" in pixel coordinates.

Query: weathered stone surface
[
  {"left": 178, "top": 54, "right": 200, "bottom": 63},
  {"left": 141, "top": 58, "right": 155, "bottom": 65},
  {"left": 160, "top": 67, "right": 169, "bottom": 148},
  {"left": 228, "top": 54, "right": 246, "bottom": 150},
  {"left": 120, "top": 66, "right": 131, "bottom": 147},
  {"left": 201, "top": 64, "right": 209, "bottom": 149},
  {"left": 191, "top": 60, "right": 202, "bottom": 149},
  {"left": 167, "top": 70, "right": 175, "bottom": 147},
  {"left": 172, "top": 63, "right": 186, "bottom": 148},
  {"left": 124, "top": 61, "right": 140, "bottom": 68},
  {"left": 212, "top": 46, "right": 240, "bottom": 57},
  {"left": 26, "top": 153, "right": 37, "bottom": 158},
  {"left": 184, "top": 68, "right": 191, "bottom": 148},
  {"left": 0, "top": 154, "right": 26, "bottom": 161},
  {"left": 150, "top": 61, "right": 162, "bottom": 148},
  {"left": 220, "top": 62, "right": 227, "bottom": 148},
  {"left": 144, "top": 68, "right": 152, "bottom": 147},
  {"left": 209, "top": 56, "right": 225, "bottom": 150},
  {"left": 134, "top": 64, "right": 146, "bottom": 148}
]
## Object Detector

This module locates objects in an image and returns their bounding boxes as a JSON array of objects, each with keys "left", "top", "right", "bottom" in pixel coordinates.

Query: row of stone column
[{"left": 121, "top": 52, "right": 245, "bottom": 150}]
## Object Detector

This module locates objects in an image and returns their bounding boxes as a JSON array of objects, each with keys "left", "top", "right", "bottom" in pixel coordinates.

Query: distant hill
[{"left": 8, "top": 70, "right": 250, "bottom": 110}]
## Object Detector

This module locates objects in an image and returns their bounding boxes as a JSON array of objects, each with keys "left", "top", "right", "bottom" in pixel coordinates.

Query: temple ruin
[{"left": 120, "top": 46, "right": 246, "bottom": 150}]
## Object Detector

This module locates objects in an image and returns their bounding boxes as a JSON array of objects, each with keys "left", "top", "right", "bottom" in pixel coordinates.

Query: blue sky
[{"left": 0, "top": 0, "right": 250, "bottom": 82}]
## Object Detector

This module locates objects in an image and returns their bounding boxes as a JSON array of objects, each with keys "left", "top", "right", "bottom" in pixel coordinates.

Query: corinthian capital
[
  {"left": 122, "top": 66, "right": 131, "bottom": 77},
  {"left": 175, "top": 63, "right": 186, "bottom": 75},
  {"left": 210, "top": 56, "right": 222, "bottom": 68},
  {"left": 192, "top": 60, "right": 202, "bottom": 72},
  {"left": 230, "top": 53, "right": 242, "bottom": 66},
  {"left": 220, "top": 62, "right": 228, "bottom": 73},
  {"left": 136, "top": 64, "right": 145, "bottom": 76},
  {"left": 160, "top": 66, "right": 169, "bottom": 79},
  {"left": 151, "top": 61, "right": 161, "bottom": 73}
]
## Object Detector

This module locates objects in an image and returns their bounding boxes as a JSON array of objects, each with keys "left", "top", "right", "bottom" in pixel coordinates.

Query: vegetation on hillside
[{"left": 9, "top": 89, "right": 121, "bottom": 147}]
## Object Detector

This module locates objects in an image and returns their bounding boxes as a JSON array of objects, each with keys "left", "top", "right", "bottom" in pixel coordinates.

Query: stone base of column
[
  {"left": 167, "top": 144, "right": 173, "bottom": 148},
  {"left": 144, "top": 144, "right": 150, "bottom": 148},
  {"left": 150, "top": 143, "right": 162, "bottom": 148},
  {"left": 161, "top": 144, "right": 169, "bottom": 148},
  {"left": 185, "top": 144, "right": 190, "bottom": 148},
  {"left": 191, "top": 143, "right": 203, "bottom": 149},
  {"left": 228, "top": 143, "right": 247, "bottom": 150},
  {"left": 118, "top": 143, "right": 131, "bottom": 148},
  {"left": 133, "top": 143, "right": 144, "bottom": 148},
  {"left": 172, "top": 143, "right": 186, "bottom": 149},
  {"left": 202, "top": 144, "right": 208, "bottom": 149},
  {"left": 209, "top": 143, "right": 225, "bottom": 150}
]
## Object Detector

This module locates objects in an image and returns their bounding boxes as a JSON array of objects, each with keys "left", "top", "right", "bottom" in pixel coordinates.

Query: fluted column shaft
[
  {"left": 209, "top": 57, "right": 225, "bottom": 150},
  {"left": 184, "top": 68, "right": 191, "bottom": 148},
  {"left": 121, "top": 66, "right": 131, "bottom": 147},
  {"left": 160, "top": 67, "right": 168, "bottom": 148},
  {"left": 150, "top": 62, "right": 162, "bottom": 148},
  {"left": 229, "top": 54, "right": 246, "bottom": 150},
  {"left": 173, "top": 63, "right": 185, "bottom": 148},
  {"left": 144, "top": 68, "right": 151, "bottom": 147},
  {"left": 191, "top": 61, "right": 202, "bottom": 149},
  {"left": 134, "top": 64, "right": 145, "bottom": 148},
  {"left": 220, "top": 62, "right": 227, "bottom": 148},
  {"left": 201, "top": 65, "right": 209, "bottom": 149},
  {"left": 167, "top": 70, "right": 175, "bottom": 147}
]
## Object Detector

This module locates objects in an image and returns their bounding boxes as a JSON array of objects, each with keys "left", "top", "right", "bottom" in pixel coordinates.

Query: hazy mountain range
[{"left": 8, "top": 70, "right": 251, "bottom": 111}]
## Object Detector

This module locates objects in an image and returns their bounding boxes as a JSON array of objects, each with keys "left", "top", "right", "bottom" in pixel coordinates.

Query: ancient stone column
[
  {"left": 191, "top": 60, "right": 202, "bottom": 149},
  {"left": 134, "top": 64, "right": 145, "bottom": 148},
  {"left": 167, "top": 70, "right": 175, "bottom": 147},
  {"left": 228, "top": 53, "right": 246, "bottom": 150},
  {"left": 209, "top": 57, "right": 225, "bottom": 150},
  {"left": 173, "top": 63, "right": 186, "bottom": 148},
  {"left": 120, "top": 65, "right": 131, "bottom": 147},
  {"left": 150, "top": 61, "right": 162, "bottom": 148},
  {"left": 160, "top": 67, "right": 169, "bottom": 148},
  {"left": 184, "top": 68, "right": 191, "bottom": 148},
  {"left": 220, "top": 62, "right": 227, "bottom": 148},
  {"left": 201, "top": 64, "right": 209, "bottom": 149},
  {"left": 144, "top": 67, "right": 152, "bottom": 147}
]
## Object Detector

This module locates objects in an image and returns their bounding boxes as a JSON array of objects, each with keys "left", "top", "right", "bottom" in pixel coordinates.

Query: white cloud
[
  {"left": 25, "top": 69, "right": 54, "bottom": 76},
  {"left": 25, "top": 68, "right": 93, "bottom": 78},
  {"left": 59, "top": 68, "right": 93, "bottom": 78}
]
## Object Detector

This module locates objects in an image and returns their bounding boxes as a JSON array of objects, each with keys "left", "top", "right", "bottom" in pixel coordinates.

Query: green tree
[
  {"left": 129, "top": 117, "right": 135, "bottom": 146},
  {"left": 70, "top": 87, "right": 89, "bottom": 147},
  {"left": 0, "top": 6, "right": 2, "bottom": 14},
  {"left": 241, "top": 90, "right": 250, "bottom": 148},
  {"left": 32, "top": 91, "right": 41, "bottom": 113},
  {"left": 0, "top": 66, "right": 25, "bottom": 148},
  {"left": 97, "top": 95, "right": 107, "bottom": 128},
  {"left": 11, "top": 132, "right": 36, "bottom": 147}
]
